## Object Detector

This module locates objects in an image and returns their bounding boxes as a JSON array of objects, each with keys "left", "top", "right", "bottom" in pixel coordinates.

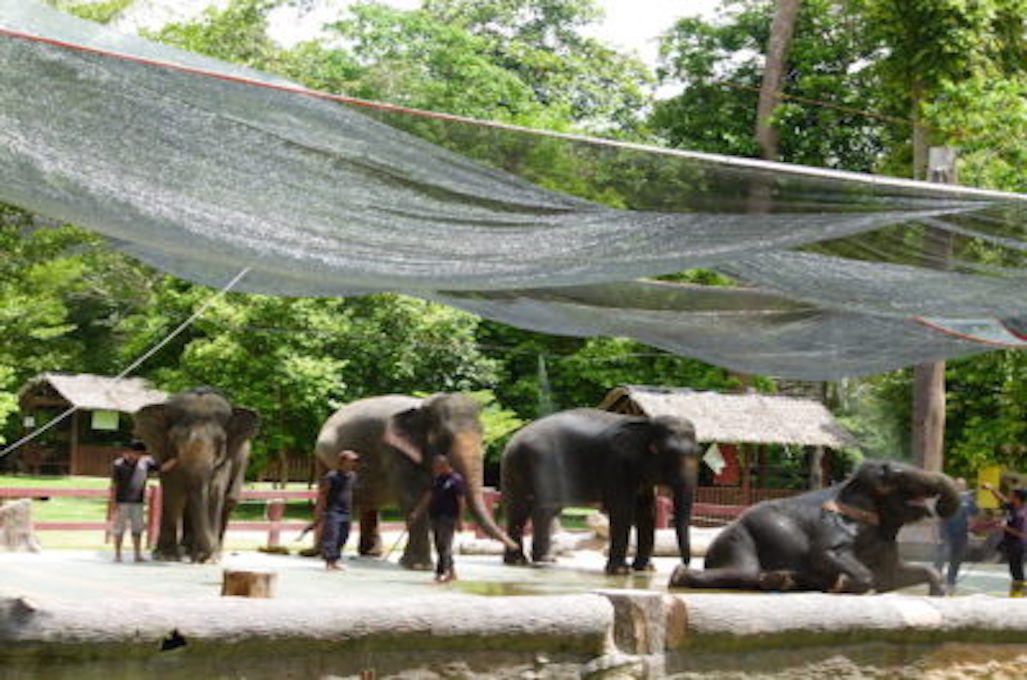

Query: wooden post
[
  {"left": 912, "top": 147, "right": 955, "bottom": 473},
  {"left": 808, "top": 446, "right": 825, "bottom": 490},
  {"left": 221, "top": 569, "right": 277, "bottom": 598},
  {"left": 741, "top": 445, "right": 751, "bottom": 506},
  {"left": 69, "top": 410, "right": 80, "bottom": 476},
  {"left": 266, "top": 499, "right": 285, "bottom": 548}
]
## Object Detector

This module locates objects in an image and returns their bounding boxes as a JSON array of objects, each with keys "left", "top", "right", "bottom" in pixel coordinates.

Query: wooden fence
[{"left": 1, "top": 485, "right": 795, "bottom": 547}]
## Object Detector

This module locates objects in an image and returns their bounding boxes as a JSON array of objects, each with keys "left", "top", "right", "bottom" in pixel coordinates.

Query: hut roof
[
  {"left": 19, "top": 373, "right": 168, "bottom": 413},
  {"left": 597, "top": 385, "right": 855, "bottom": 448}
]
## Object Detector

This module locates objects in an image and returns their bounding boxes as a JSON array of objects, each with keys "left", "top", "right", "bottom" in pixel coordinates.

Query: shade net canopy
[{"left": 1, "top": 0, "right": 1025, "bottom": 380}]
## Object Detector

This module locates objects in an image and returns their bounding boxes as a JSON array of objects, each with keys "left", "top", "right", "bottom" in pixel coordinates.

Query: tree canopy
[{"left": 3, "top": 0, "right": 1025, "bottom": 479}]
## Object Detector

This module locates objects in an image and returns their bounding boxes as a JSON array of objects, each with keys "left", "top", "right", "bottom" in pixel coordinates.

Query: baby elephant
[
  {"left": 501, "top": 408, "right": 699, "bottom": 575},
  {"left": 670, "top": 460, "right": 960, "bottom": 596}
]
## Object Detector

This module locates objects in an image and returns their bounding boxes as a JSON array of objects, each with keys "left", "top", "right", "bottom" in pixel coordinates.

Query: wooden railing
[{"left": 1, "top": 485, "right": 795, "bottom": 547}]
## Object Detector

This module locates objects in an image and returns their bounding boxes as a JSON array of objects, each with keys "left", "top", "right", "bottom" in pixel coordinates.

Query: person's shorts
[{"left": 114, "top": 503, "right": 145, "bottom": 535}]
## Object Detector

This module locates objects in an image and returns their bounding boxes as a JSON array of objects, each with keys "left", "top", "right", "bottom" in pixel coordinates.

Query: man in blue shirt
[
  {"left": 933, "top": 477, "right": 978, "bottom": 595},
  {"left": 319, "top": 450, "right": 358, "bottom": 571}
]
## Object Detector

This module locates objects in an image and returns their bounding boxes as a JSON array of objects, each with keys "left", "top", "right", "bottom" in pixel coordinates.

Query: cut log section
[
  {"left": 221, "top": 569, "right": 277, "bottom": 598},
  {"left": 0, "top": 499, "right": 42, "bottom": 552}
]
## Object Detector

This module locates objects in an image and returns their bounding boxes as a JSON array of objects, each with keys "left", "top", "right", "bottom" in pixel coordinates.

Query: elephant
[
  {"left": 501, "top": 408, "right": 700, "bottom": 575},
  {"left": 134, "top": 387, "right": 259, "bottom": 563},
  {"left": 669, "top": 459, "right": 960, "bottom": 596},
  {"left": 314, "top": 393, "right": 518, "bottom": 569}
]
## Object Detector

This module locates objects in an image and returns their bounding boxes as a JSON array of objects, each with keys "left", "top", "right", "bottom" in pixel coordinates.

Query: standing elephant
[
  {"left": 669, "top": 459, "right": 960, "bottom": 596},
  {"left": 134, "top": 388, "right": 259, "bottom": 563},
  {"left": 501, "top": 408, "right": 700, "bottom": 575},
  {"left": 315, "top": 393, "right": 518, "bottom": 569}
]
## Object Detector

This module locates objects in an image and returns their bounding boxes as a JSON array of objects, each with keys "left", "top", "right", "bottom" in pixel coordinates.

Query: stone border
[{"left": 4, "top": 590, "right": 1027, "bottom": 678}]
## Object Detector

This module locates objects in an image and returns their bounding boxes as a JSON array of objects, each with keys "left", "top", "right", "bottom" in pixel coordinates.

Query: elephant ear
[
  {"left": 609, "top": 418, "right": 660, "bottom": 460},
  {"left": 227, "top": 407, "right": 260, "bottom": 455},
  {"left": 384, "top": 405, "right": 428, "bottom": 465},
  {"left": 133, "top": 403, "right": 170, "bottom": 464}
]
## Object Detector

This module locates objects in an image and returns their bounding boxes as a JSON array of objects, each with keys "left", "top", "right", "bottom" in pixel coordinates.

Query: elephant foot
[
  {"left": 504, "top": 550, "right": 529, "bottom": 566},
  {"left": 829, "top": 573, "right": 870, "bottom": 594},
  {"left": 359, "top": 547, "right": 383, "bottom": 558},
  {"left": 605, "top": 563, "right": 630, "bottom": 576},
  {"left": 151, "top": 548, "right": 182, "bottom": 562},
  {"left": 531, "top": 554, "right": 558, "bottom": 565},
  {"left": 399, "top": 555, "right": 433, "bottom": 571},
  {"left": 668, "top": 564, "right": 696, "bottom": 588},
  {"left": 758, "top": 571, "right": 796, "bottom": 592},
  {"left": 631, "top": 561, "right": 656, "bottom": 572}
]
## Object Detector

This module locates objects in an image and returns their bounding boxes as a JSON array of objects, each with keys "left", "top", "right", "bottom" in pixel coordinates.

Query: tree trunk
[
  {"left": 756, "top": 0, "right": 802, "bottom": 161},
  {"left": 912, "top": 148, "right": 955, "bottom": 473}
]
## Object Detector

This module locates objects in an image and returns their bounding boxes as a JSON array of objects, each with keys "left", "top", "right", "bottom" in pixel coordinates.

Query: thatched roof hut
[
  {"left": 597, "top": 385, "right": 854, "bottom": 449},
  {"left": 15, "top": 373, "right": 168, "bottom": 476}
]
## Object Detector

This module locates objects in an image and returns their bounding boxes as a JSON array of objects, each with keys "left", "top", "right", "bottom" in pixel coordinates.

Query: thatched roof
[
  {"left": 19, "top": 373, "right": 168, "bottom": 413},
  {"left": 598, "top": 385, "right": 855, "bottom": 448}
]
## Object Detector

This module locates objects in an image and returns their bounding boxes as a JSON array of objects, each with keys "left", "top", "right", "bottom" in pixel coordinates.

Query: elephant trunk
[
  {"left": 670, "top": 456, "right": 698, "bottom": 565},
  {"left": 451, "top": 432, "right": 519, "bottom": 551},
  {"left": 932, "top": 472, "right": 961, "bottom": 518}
]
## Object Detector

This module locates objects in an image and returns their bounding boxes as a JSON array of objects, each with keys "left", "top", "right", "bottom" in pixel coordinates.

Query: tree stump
[
  {"left": 221, "top": 569, "right": 277, "bottom": 598},
  {"left": 0, "top": 499, "right": 42, "bottom": 552}
]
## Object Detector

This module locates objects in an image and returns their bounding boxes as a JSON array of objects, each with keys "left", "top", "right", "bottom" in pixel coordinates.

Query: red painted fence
[{"left": 1, "top": 486, "right": 752, "bottom": 548}]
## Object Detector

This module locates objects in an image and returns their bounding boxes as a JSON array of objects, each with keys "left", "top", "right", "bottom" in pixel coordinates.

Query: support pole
[{"left": 912, "top": 147, "right": 956, "bottom": 473}]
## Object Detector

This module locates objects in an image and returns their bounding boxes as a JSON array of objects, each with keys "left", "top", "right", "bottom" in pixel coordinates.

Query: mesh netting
[{"left": 1, "top": 0, "right": 1025, "bottom": 379}]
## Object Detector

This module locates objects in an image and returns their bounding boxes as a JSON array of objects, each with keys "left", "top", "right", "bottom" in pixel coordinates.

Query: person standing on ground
[
  {"left": 319, "top": 449, "right": 359, "bottom": 571},
  {"left": 413, "top": 455, "right": 466, "bottom": 583},
  {"left": 933, "top": 477, "right": 979, "bottom": 595},
  {"left": 982, "top": 482, "right": 1027, "bottom": 597},
  {"left": 109, "top": 439, "right": 174, "bottom": 562}
]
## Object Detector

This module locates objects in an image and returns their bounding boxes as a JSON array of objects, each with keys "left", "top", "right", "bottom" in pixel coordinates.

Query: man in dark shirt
[
  {"left": 319, "top": 449, "right": 358, "bottom": 571},
  {"left": 424, "top": 455, "right": 466, "bottom": 583},
  {"left": 109, "top": 440, "right": 174, "bottom": 562}
]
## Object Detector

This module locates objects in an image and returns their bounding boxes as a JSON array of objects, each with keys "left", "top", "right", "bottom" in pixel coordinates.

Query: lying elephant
[
  {"left": 315, "top": 393, "right": 518, "bottom": 569},
  {"left": 134, "top": 387, "right": 259, "bottom": 563},
  {"left": 501, "top": 408, "right": 700, "bottom": 574},
  {"left": 669, "top": 459, "right": 959, "bottom": 596}
]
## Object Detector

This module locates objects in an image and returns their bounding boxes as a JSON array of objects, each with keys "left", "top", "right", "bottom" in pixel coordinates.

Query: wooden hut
[
  {"left": 598, "top": 385, "right": 856, "bottom": 507},
  {"left": 15, "top": 373, "right": 168, "bottom": 476}
]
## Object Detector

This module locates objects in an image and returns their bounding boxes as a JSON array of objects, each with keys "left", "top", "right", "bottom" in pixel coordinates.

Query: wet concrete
[{"left": 2, "top": 531, "right": 1024, "bottom": 679}]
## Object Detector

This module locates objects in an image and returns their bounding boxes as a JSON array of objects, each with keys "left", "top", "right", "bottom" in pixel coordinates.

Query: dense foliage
[{"left": 4, "top": 0, "right": 1025, "bottom": 480}]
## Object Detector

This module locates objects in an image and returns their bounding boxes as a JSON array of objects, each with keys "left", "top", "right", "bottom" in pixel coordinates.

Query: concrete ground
[{"left": 0, "top": 530, "right": 1014, "bottom": 602}]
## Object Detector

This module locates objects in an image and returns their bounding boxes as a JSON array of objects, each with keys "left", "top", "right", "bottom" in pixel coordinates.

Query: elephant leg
[
  {"left": 669, "top": 528, "right": 768, "bottom": 590},
  {"left": 606, "top": 501, "right": 634, "bottom": 575},
  {"left": 186, "top": 483, "right": 215, "bottom": 563},
  {"left": 400, "top": 510, "right": 433, "bottom": 570},
  {"left": 358, "top": 510, "right": 383, "bottom": 556},
  {"left": 632, "top": 490, "right": 656, "bottom": 571},
  {"left": 154, "top": 476, "right": 184, "bottom": 561},
  {"left": 503, "top": 496, "right": 530, "bottom": 565},
  {"left": 530, "top": 506, "right": 560, "bottom": 564}
]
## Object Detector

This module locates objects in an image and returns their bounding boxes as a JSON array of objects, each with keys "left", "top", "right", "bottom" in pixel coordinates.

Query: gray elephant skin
[
  {"left": 670, "top": 459, "right": 960, "bottom": 596},
  {"left": 315, "top": 393, "right": 518, "bottom": 569},
  {"left": 501, "top": 408, "right": 700, "bottom": 575},
  {"left": 133, "top": 388, "right": 259, "bottom": 563}
]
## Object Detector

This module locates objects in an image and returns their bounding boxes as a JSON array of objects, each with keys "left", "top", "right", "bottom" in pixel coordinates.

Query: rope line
[
  {"left": 0, "top": 267, "right": 251, "bottom": 461},
  {"left": 1, "top": 25, "right": 1024, "bottom": 203}
]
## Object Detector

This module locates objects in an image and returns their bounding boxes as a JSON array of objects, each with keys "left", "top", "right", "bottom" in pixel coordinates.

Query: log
[
  {"left": 0, "top": 500, "right": 42, "bottom": 552},
  {"left": 221, "top": 569, "right": 277, "bottom": 598}
]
